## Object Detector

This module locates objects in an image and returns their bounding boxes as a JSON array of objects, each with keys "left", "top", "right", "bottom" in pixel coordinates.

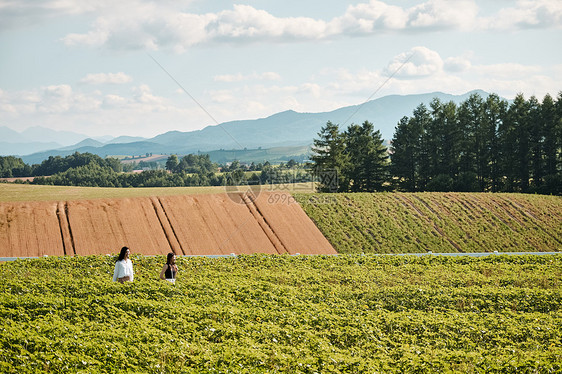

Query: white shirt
[{"left": 113, "top": 259, "right": 134, "bottom": 282}]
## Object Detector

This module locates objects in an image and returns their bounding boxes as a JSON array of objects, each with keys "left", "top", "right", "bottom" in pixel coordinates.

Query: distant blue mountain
[
  {"left": 59, "top": 138, "right": 105, "bottom": 150},
  {"left": 106, "top": 136, "right": 147, "bottom": 144},
  {"left": 14, "top": 90, "right": 496, "bottom": 164}
]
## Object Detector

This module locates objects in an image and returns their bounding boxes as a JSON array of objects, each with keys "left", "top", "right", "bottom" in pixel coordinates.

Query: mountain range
[{"left": 1, "top": 90, "right": 492, "bottom": 164}]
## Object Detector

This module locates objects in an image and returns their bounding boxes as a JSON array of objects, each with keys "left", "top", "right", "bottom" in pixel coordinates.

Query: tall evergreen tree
[
  {"left": 311, "top": 121, "right": 348, "bottom": 192},
  {"left": 483, "top": 94, "right": 508, "bottom": 192},
  {"left": 413, "top": 104, "right": 432, "bottom": 190},
  {"left": 509, "top": 94, "right": 531, "bottom": 192},
  {"left": 527, "top": 96, "right": 543, "bottom": 190},
  {"left": 391, "top": 115, "right": 423, "bottom": 191},
  {"left": 344, "top": 121, "right": 389, "bottom": 192},
  {"left": 426, "top": 98, "right": 445, "bottom": 179},
  {"left": 457, "top": 94, "right": 485, "bottom": 191},
  {"left": 541, "top": 94, "right": 558, "bottom": 179}
]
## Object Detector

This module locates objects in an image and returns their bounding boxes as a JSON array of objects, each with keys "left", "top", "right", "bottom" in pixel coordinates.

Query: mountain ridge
[{"left": 6, "top": 90, "right": 497, "bottom": 164}]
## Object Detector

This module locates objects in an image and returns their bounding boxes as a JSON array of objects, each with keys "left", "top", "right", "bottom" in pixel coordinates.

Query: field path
[{"left": 0, "top": 191, "right": 336, "bottom": 257}]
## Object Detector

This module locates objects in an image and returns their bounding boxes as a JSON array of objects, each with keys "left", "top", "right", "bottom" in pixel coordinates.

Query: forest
[{"left": 312, "top": 92, "right": 562, "bottom": 195}]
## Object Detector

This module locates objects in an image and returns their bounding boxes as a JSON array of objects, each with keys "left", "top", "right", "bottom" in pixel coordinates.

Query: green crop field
[
  {"left": 0, "top": 183, "right": 313, "bottom": 202},
  {"left": 0, "top": 183, "right": 229, "bottom": 202},
  {"left": 1, "top": 254, "right": 561, "bottom": 373},
  {"left": 295, "top": 192, "right": 562, "bottom": 254}
]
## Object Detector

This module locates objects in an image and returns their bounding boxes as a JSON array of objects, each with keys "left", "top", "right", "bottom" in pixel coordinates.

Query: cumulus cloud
[
  {"left": 0, "top": 0, "right": 553, "bottom": 50},
  {"left": 485, "top": 0, "right": 562, "bottom": 29},
  {"left": 2, "top": 0, "right": 561, "bottom": 52},
  {"left": 102, "top": 94, "right": 128, "bottom": 108},
  {"left": 80, "top": 72, "right": 133, "bottom": 85},
  {"left": 385, "top": 47, "right": 444, "bottom": 78},
  {"left": 333, "top": 0, "right": 478, "bottom": 33}
]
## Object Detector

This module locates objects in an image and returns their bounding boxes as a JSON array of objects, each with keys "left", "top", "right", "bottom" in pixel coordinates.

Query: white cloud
[
  {"left": 3, "top": 0, "right": 561, "bottom": 49},
  {"left": 486, "top": 0, "right": 562, "bottom": 29},
  {"left": 102, "top": 94, "right": 128, "bottom": 108},
  {"left": 80, "top": 72, "right": 133, "bottom": 85},
  {"left": 27, "top": 0, "right": 551, "bottom": 51},
  {"left": 385, "top": 46, "right": 444, "bottom": 78},
  {"left": 333, "top": 0, "right": 479, "bottom": 33},
  {"left": 407, "top": 0, "right": 479, "bottom": 30}
]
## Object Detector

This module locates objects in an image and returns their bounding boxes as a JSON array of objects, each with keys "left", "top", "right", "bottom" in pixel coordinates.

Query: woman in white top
[{"left": 113, "top": 246, "right": 134, "bottom": 283}]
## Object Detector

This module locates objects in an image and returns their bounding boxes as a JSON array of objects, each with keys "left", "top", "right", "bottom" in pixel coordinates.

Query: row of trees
[
  {"left": 311, "top": 92, "right": 561, "bottom": 195},
  {"left": 0, "top": 153, "right": 122, "bottom": 178},
  {"left": 0, "top": 151, "right": 312, "bottom": 188},
  {"left": 311, "top": 121, "right": 389, "bottom": 192},
  {"left": 391, "top": 93, "right": 562, "bottom": 194}
]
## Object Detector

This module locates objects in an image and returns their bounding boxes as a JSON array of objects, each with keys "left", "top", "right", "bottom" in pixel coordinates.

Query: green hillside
[
  {"left": 295, "top": 192, "right": 562, "bottom": 254},
  {"left": 207, "top": 145, "right": 310, "bottom": 164},
  {"left": 1, "top": 254, "right": 561, "bottom": 372}
]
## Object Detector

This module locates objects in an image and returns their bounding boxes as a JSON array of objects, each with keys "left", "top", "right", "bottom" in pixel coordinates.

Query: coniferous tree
[
  {"left": 498, "top": 96, "right": 520, "bottom": 191},
  {"left": 541, "top": 94, "right": 558, "bottom": 179},
  {"left": 412, "top": 104, "right": 432, "bottom": 191},
  {"left": 344, "top": 121, "right": 389, "bottom": 192},
  {"left": 426, "top": 98, "right": 445, "bottom": 179},
  {"left": 483, "top": 94, "right": 508, "bottom": 192},
  {"left": 311, "top": 121, "right": 348, "bottom": 192},
  {"left": 391, "top": 115, "right": 423, "bottom": 191},
  {"left": 425, "top": 100, "right": 459, "bottom": 191},
  {"left": 457, "top": 94, "right": 484, "bottom": 191},
  {"left": 527, "top": 96, "right": 543, "bottom": 190},
  {"left": 508, "top": 94, "right": 531, "bottom": 192}
]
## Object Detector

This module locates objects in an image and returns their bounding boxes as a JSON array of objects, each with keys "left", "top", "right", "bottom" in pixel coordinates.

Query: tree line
[
  {"left": 311, "top": 92, "right": 562, "bottom": 195},
  {"left": 0, "top": 153, "right": 122, "bottom": 178},
  {"left": 0, "top": 152, "right": 309, "bottom": 188}
]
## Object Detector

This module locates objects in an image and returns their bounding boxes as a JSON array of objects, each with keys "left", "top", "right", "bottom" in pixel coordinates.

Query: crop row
[
  {"left": 294, "top": 192, "right": 562, "bottom": 254},
  {"left": 0, "top": 254, "right": 561, "bottom": 373}
]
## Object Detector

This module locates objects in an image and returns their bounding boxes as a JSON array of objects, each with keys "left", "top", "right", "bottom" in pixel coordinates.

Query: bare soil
[{"left": 0, "top": 191, "right": 336, "bottom": 257}]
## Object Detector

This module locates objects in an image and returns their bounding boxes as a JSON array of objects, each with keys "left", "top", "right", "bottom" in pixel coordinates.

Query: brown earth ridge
[{"left": 0, "top": 192, "right": 336, "bottom": 257}]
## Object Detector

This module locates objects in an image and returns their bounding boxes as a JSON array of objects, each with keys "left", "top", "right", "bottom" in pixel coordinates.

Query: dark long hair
[
  {"left": 166, "top": 252, "right": 175, "bottom": 265},
  {"left": 117, "top": 246, "right": 129, "bottom": 262}
]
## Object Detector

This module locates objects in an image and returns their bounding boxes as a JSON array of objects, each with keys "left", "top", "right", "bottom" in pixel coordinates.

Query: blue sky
[{"left": 1, "top": 0, "right": 561, "bottom": 138}]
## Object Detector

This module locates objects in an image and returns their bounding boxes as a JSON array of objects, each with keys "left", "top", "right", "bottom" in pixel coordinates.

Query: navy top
[{"left": 165, "top": 264, "right": 176, "bottom": 279}]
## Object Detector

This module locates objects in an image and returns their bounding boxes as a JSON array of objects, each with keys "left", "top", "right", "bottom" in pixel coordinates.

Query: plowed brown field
[
  {"left": 0, "top": 191, "right": 336, "bottom": 257},
  {"left": 0, "top": 201, "right": 64, "bottom": 257}
]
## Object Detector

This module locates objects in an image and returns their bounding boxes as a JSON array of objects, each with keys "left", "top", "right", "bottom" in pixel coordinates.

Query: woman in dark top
[{"left": 160, "top": 252, "right": 178, "bottom": 283}]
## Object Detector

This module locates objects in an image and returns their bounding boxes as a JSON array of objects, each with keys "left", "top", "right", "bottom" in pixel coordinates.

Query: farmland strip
[
  {"left": 241, "top": 193, "right": 288, "bottom": 254},
  {"left": 150, "top": 197, "right": 183, "bottom": 255}
]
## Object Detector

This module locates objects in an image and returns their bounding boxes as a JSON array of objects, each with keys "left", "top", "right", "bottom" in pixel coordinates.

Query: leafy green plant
[{"left": 0, "top": 254, "right": 561, "bottom": 373}]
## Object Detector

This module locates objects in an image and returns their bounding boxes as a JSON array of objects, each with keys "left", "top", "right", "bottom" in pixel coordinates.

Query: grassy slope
[
  {"left": 295, "top": 192, "right": 562, "bottom": 254},
  {"left": 0, "top": 183, "right": 229, "bottom": 202},
  {"left": 0, "top": 254, "right": 560, "bottom": 372},
  {"left": 0, "top": 183, "right": 314, "bottom": 202}
]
